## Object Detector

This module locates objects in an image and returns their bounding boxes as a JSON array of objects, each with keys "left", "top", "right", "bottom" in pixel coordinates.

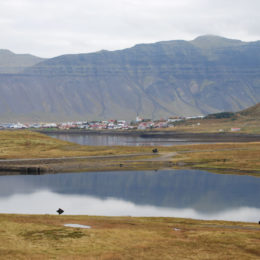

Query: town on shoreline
[{"left": 0, "top": 115, "right": 204, "bottom": 130}]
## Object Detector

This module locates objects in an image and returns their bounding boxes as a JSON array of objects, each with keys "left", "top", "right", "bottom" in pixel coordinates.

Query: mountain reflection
[{"left": 0, "top": 169, "right": 259, "bottom": 216}]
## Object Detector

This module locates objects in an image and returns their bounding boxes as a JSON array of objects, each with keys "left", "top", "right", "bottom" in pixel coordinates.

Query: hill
[
  {"left": 0, "top": 49, "right": 44, "bottom": 74},
  {"left": 205, "top": 102, "right": 260, "bottom": 119},
  {"left": 173, "top": 102, "right": 260, "bottom": 134},
  {"left": 0, "top": 35, "right": 259, "bottom": 122},
  {"left": 237, "top": 102, "right": 260, "bottom": 118}
]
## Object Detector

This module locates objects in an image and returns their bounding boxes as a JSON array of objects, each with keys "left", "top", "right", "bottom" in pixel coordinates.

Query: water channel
[
  {"left": 47, "top": 133, "right": 198, "bottom": 146},
  {"left": 0, "top": 169, "right": 259, "bottom": 222}
]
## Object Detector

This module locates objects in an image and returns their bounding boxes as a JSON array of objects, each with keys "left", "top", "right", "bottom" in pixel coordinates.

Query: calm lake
[
  {"left": 0, "top": 169, "right": 259, "bottom": 222},
  {"left": 48, "top": 133, "right": 197, "bottom": 146}
]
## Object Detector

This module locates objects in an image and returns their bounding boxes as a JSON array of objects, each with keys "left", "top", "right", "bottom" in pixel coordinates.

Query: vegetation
[
  {"left": 0, "top": 214, "right": 259, "bottom": 259},
  {"left": 0, "top": 130, "right": 259, "bottom": 175},
  {"left": 166, "top": 103, "right": 260, "bottom": 134},
  {"left": 0, "top": 131, "right": 259, "bottom": 258},
  {"left": 238, "top": 102, "right": 260, "bottom": 118},
  {"left": 168, "top": 119, "right": 259, "bottom": 134},
  {"left": 0, "top": 130, "right": 152, "bottom": 159},
  {"left": 170, "top": 143, "right": 260, "bottom": 174},
  {"left": 205, "top": 111, "right": 235, "bottom": 119}
]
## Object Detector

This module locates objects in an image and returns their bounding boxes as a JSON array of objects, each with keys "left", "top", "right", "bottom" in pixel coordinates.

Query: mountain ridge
[
  {"left": 0, "top": 35, "right": 259, "bottom": 122},
  {"left": 0, "top": 49, "right": 44, "bottom": 74}
]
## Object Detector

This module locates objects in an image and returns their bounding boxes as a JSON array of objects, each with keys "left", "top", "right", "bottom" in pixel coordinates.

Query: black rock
[
  {"left": 57, "top": 208, "right": 64, "bottom": 215},
  {"left": 152, "top": 148, "right": 158, "bottom": 153}
]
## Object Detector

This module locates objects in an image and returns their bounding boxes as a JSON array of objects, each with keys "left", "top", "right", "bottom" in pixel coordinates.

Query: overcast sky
[{"left": 0, "top": 0, "right": 259, "bottom": 57}]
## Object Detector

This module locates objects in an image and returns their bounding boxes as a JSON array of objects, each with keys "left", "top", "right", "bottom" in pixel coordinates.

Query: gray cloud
[{"left": 0, "top": 0, "right": 259, "bottom": 57}]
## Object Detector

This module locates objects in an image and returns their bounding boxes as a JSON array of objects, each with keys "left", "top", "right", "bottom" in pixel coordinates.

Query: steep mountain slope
[
  {"left": 0, "top": 49, "right": 44, "bottom": 73},
  {"left": 0, "top": 35, "right": 259, "bottom": 122}
]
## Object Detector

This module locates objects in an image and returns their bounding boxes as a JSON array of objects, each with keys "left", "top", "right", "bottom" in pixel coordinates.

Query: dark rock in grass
[{"left": 57, "top": 208, "right": 64, "bottom": 215}]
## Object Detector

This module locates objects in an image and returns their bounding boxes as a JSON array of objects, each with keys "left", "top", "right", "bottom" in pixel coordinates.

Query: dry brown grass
[
  {"left": 168, "top": 142, "right": 260, "bottom": 173},
  {"left": 0, "top": 130, "right": 152, "bottom": 159},
  {"left": 0, "top": 214, "right": 259, "bottom": 259},
  {"left": 0, "top": 130, "right": 259, "bottom": 175},
  {"left": 156, "top": 117, "right": 260, "bottom": 134}
]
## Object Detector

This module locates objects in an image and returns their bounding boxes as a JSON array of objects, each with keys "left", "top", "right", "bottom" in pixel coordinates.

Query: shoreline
[
  {"left": 0, "top": 152, "right": 259, "bottom": 176},
  {"left": 0, "top": 153, "right": 176, "bottom": 175},
  {"left": 38, "top": 129, "right": 260, "bottom": 142},
  {"left": 0, "top": 130, "right": 259, "bottom": 176}
]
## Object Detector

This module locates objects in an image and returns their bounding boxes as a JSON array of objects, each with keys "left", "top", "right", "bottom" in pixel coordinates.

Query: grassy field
[
  {"left": 0, "top": 130, "right": 259, "bottom": 175},
  {"left": 169, "top": 119, "right": 254, "bottom": 133},
  {"left": 167, "top": 117, "right": 260, "bottom": 134},
  {"left": 169, "top": 142, "right": 260, "bottom": 174},
  {"left": 156, "top": 114, "right": 260, "bottom": 134},
  {"left": 0, "top": 214, "right": 259, "bottom": 259},
  {"left": 0, "top": 130, "right": 153, "bottom": 159}
]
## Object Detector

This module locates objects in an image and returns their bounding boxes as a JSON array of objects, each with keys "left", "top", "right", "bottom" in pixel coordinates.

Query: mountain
[
  {"left": 0, "top": 35, "right": 259, "bottom": 122},
  {"left": 0, "top": 49, "right": 44, "bottom": 74}
]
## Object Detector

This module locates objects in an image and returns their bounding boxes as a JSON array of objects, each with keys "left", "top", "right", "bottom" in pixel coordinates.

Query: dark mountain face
[{"left": 0, "top": 35, "right": 259, "bottom": 122}]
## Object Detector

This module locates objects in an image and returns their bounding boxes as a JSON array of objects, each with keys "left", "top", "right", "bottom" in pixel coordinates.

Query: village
[{"left": 0, "top": 115, "right": 205, "bottom": 130}]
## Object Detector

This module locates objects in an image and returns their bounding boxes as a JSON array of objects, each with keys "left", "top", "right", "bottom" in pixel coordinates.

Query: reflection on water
[
  {"left": 0, "top": 169, "right": 259, "bottom": 222},
  {"left": 48, "top": 133, "right": 193, "bottom": 146}
]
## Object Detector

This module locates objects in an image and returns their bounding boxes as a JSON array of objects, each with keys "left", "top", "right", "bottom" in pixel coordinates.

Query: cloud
[{"left": 0, "top": 0, "right": 259, "bottom": 57}]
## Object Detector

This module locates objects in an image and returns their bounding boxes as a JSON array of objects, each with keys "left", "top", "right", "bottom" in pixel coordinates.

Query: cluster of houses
[{"left": 0, "top": 116, "right": 205, "bottom": 131}]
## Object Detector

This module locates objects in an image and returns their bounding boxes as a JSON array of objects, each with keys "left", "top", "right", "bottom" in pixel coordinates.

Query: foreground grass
[{"left": 0, "top": 214, "right": 259, "bottom": 260}]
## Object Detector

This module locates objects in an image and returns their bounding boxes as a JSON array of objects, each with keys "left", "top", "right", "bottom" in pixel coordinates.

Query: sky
[{"left": 0, "top": 0, "right": 259, "bottom": 58}]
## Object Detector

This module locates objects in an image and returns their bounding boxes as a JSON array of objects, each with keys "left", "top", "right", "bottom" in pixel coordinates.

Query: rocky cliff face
[{"left": 0, "top": 35, "right": 259, "bottom": 122}]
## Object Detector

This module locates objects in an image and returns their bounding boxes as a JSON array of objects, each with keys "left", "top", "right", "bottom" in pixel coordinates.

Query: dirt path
[
  {"left": 136, "top": 152, "right": 177, "bottom": 161},
  {"left": 0, "top": 152, "right": 157, "bottom": 163}
]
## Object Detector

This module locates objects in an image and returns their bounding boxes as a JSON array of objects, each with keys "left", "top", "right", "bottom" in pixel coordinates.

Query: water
[
  {"left": 64, "top": 224, "right": 91, "bottom": 229},
  {"left": 47, "top": 133, "right": 195, "bottom": 146},
  {"left": 0, "top": 169, "right": 259, "bottom": 222}
]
